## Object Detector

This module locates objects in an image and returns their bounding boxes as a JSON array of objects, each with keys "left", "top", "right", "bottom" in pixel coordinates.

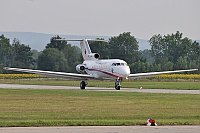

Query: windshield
[{"left": 112, "top": 63, "right": 127, "bottom": 66}]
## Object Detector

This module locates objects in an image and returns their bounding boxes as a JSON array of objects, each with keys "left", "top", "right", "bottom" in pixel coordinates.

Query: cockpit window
[
  {"left": 123, "top": 63, "right": 128, "bottom": 66},
  {"left": 112, "top": 63, "right": 127, "bottom": 66},
  {"left": 112, "top": 63, "right": 116, "bottom": 66}
]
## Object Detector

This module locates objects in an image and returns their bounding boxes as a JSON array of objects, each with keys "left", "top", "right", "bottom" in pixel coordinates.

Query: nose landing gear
[{"left": 115, "top": 78, "right": 122, "bottom": 90}]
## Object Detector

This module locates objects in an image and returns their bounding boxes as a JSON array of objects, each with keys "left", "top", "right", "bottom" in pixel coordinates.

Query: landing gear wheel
[
  {"left": 115, "top": 85, "right": 120, "bottom": 90},
  {"left": 115, "top": 80, "right": 121, "bottom": 90},
  {"left": 80, "top": 80, "right": 87, "bottom": 90}
]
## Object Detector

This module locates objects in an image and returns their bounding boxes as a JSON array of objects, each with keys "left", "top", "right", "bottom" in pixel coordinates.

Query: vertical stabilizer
[{"left": 80, "top": 39, "right": 92, "bottom": 60}]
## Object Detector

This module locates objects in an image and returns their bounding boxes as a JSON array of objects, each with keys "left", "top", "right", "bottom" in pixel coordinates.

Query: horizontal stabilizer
[{"left": 54, "top": 39, "right": 108, "bottom": 42}]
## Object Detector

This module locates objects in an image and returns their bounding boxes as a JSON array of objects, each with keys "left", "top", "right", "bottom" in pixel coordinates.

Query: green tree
[
  {"left": 12, "top": 39, "right": 34, "bottom": 68},
  {"left": 89, "top": 38, "right": 111, "bottom": 59},
  {"left": 163, "top": 61, "right": 174, "bottom": 71},
  {"left": 175, "top": 56, "right": 188, "bottom": 70},
  {"left": 109, "top": 32, "right": 139, "bottom": 64},
  {"left": 130, "top": 61, "right": 151, "bottom": 73},
  {"left": 31, "top": 49, "right": 42, "bottom": 69},
  {"left": 149, "top": 34, "right": 166, "bottom": 65},
  {"left": 140, "top": 49, "right": 154, "bottom": 64},
  {"left": 46, "top": 35, "right": 67, "bottom": 51},
  {"left": 62, "top": 44, "right": 81, "bottom": 72},
  {"left": 149, "top": 31, "right": 200, "bottom": 71},
  {"left": 37, "top": 48, "right": 67, "bottom": 71},
  {"left": 187, "top": 41, "right": 199, "bottom": 73},
  {"left": 0, "top": 35, "right": 13, "bottom": 73},
  {"left": 45, "top": 36, "right": 82, "bottom": 72}
]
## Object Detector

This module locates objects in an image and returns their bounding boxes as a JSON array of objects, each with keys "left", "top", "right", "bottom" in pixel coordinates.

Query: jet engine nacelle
[
  {"left": 87, "top": 53, "right": 100, "bottom": 60},
  {"left": 76, "top": 64, "right": 85, "bottom": 73}
]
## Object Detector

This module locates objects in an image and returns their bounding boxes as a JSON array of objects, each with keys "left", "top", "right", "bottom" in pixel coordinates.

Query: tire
[
  {"left": 115, "top": 85, "right": 120, "bottom": 90},
  {"left": 115, "top": 82, "right": 121, "bottom": 90},
  {"left": 151, "top": 122, "right": 156, "bottom": 126},
  {"left": 80, "top": 81, "right": 86, "bottom": 89}
]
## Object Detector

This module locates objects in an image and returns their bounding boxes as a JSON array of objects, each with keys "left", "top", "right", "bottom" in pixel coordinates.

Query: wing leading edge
[
  {"left": 3, "top": 67, "right": 198, "bottom": 80},
  {"left": 3, "top": 67, "right": 95, "bottom": 80},
  {"left": 128, "top": 69, "right": 198, "bottom": 79}
]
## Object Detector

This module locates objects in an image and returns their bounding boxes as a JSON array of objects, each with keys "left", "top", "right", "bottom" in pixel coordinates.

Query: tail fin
[
  {"left": 55, "top": 38, "right": 107, "bottom": 60},
  {"left": 80, "top": 39, "right": 92, "bottom": 60}
]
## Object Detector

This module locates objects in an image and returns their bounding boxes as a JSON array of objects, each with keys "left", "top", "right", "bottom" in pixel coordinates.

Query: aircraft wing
[
  {"left": 3, "top": 67, "right": 95, "bottom": 80},
  {"left": 128, "top": 69, "right": 198, "bottom": 79}
]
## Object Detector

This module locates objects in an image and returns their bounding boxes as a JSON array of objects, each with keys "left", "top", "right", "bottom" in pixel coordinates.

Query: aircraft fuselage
[{"left": 83, "top": 59, "right": 130, "bottom": 79}]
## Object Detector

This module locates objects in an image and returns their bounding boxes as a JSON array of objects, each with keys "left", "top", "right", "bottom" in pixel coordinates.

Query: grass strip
[{"left": 0, "top": 89, "right": 199, "bottom": 126}]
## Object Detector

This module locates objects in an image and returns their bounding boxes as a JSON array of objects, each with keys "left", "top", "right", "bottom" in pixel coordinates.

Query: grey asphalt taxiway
[
  {"left": 0, "top": 84, "right": 199, "bottom": 94},
  {"left": 0, "top": 126, "right": 200, "bottom": 133}
]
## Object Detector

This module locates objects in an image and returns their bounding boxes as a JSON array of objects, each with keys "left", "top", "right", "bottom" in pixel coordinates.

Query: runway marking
[{"left": 0, "top": 84, "right": 199, "bottom": 94}]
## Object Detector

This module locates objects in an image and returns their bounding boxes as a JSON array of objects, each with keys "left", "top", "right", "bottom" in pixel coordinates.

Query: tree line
[
  {"left": 0, "top": 35, "right": 34, "bottom": 73},
  {"left": 0, "top": 31, "right": 199, "bottom": 74},
  {"left": 90, "top": 32, "right": 200, "bottom": 73}
]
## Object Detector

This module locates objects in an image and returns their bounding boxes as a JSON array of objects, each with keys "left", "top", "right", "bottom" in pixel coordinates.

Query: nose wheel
[
  {"left": 115, "top": 79, "right": 121, "bottom": 90},
  {"left": 80, "top": 80, "right": 87, "bottom": 89}
]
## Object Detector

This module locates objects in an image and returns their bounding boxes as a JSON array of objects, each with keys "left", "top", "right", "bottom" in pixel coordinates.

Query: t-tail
[{"left": 55, "top": 38, "right": 107, "bottom": 60}]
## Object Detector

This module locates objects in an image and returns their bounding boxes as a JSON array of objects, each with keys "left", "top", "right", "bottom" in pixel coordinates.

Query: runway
[
  {"left": 0, "top": 126, "right": 200, "bottom": 133},
  {"left": 0, "top": 84, "right": 199, "bottom": 94}
]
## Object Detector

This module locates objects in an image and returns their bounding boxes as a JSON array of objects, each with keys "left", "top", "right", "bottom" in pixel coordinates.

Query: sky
[{"left": 0, "top": 0, "right": 200, "bottom": 40}]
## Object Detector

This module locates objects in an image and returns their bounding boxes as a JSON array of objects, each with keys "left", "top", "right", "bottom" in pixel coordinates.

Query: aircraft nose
[{"left": 122, "top": 67, "right": 130, "bottom": 77}]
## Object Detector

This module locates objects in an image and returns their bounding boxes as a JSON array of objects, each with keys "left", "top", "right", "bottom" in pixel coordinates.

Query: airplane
[{"left": 3, "top": 39, "right": 198, "bottom": 90}]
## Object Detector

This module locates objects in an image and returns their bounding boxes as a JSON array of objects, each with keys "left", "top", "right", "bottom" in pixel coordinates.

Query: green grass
[
  {"left": 0, "top": 78, "right": 200, "bottom": 90},
  {"left": 0, "top": 89, "right": 199, "bottom": 126}
]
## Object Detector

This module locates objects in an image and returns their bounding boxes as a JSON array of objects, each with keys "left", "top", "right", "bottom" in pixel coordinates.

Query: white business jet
[{"left": 4, "top": 39, "right": 198, "bottom": 90}]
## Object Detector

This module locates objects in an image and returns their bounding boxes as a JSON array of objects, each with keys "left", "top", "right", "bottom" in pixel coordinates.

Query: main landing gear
[
  {"left": 80, "top": 79, "right": 121, "bottom": 90},
  {"left": 80, "top": 80, "right": 87, "bottom": 89},
  {"left": 115, "top": 79, "right": 122, "bottom": 90}
]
